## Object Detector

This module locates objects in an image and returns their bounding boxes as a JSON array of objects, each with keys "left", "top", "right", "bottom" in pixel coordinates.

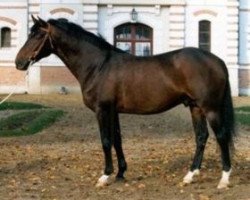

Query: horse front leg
[
  {"left": 114, "top": 113, "right": 127, "bottom": 180},
  {"left": 183, "top": 106, "right": 209, "bottom": 184},
  {"left": 96, "top": 103, "right": 115, "bottom": 187}
]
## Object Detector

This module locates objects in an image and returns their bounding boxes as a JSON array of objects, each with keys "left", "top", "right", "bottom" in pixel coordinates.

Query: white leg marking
[
  {"left": 217, "top": 169, "right": 232, "bottom": 189},
  {"left": 183, "top": 169, "right": 200, "bottom": 184},
  {"left": 95, "top": 175, "right": 111, "bottom": 187}
]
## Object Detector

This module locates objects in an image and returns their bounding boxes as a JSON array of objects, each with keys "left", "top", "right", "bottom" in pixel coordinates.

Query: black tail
[{"left": 221, "top": 77, "right": 235, "bottom": 145}]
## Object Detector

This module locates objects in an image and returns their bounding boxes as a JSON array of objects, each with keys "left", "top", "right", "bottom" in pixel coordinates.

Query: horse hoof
[
  {"left": 183, "top": 177, "right": 192, "bottom": 184},
  {"left": 217, "top": 181, "right": 229, "bottom": 189},
  {"left": 95, "top": 175, "right": 111, "bottom": 188},
  {"left": 115, "top": 176, "right": 126, "bottom": 182},
  {"left": 183, "top": 169, "right": 200, "bottom": 184}
]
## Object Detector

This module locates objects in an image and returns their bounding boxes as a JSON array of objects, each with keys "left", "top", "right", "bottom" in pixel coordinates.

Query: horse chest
[
  {"left": 82, "top": 88, "right": 98, "bottom": 111},
  {"left": 82, "top": 84, "right": 115, "bottom": 111}
]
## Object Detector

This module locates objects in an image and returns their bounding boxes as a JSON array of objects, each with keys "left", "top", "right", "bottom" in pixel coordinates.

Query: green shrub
[
  {"left": 235, "top": 113, "right": 250, "bottom": 126},
  {"left": 0, "top": 101, "right": 46, "bottom": 110},
  {"left": 0, "top": 109, "right": 64, "bottom": 137},
  {"left": 235, "top": 106, "right": 250, "bottom": 126}
]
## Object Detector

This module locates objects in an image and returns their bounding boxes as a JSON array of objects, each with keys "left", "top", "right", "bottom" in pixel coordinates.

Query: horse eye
[
  {"left": 28, "top": 32, "right": 35, "bottom": 38},
  {"left": 35, "top": 32, "right": 45, "bottom": 39}
]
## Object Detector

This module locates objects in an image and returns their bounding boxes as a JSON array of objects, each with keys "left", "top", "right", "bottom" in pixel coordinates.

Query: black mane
[{"left": 48, "top": 18, "right": 124, "bottom": 53}]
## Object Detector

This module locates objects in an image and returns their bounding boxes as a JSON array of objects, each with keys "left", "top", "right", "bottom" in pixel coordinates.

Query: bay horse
[{"left": 15, "top": 16, "right": 235, "bottom": 189}]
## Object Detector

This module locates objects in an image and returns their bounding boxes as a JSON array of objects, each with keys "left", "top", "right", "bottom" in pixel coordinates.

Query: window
[
  {"left": 114, "top": 23, "right": 153, "bottom": 56},
  {"left": 199, "top": 20, "right": 211, "bottom": 52},
  {"left": 1, "top": 27, "right": 11, "bottom": 47}
]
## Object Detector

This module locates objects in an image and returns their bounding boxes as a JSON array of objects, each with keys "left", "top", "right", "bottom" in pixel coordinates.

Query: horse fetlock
[
  {"left": 96, "top": 175, "right": 112, "bottom": 188},
  {"left": 217, "top": 169, "right": 231, "bottom": 189},
  {"left": 105, "top": 165, "right": 114, "bottom": 175},
  {"left": 115, "top": 174, "right": 126, "bottom": 182},
  {"left": 119, "top": 160, "right": 127, "bottom": 172}
]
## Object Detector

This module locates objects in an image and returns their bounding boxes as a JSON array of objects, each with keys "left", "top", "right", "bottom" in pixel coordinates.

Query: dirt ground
[{"left": 0, "top": 94, "right": 249, "bottom": 200}]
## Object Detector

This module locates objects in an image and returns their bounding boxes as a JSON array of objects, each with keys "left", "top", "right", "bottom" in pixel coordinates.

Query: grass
[
  {"left": 235, "top": 113, "right": 250, "bottom": 126},
  {"left": 0, "top": 103, "right": 247, "bottom": 137},
  {"left": 0, "top": 109, "right": 64, "bottom": 137},
  {"left": 0, "top": 101, "right": 46, "bottom": 110},
  {"left": 235, "top": 106, "right": 250, "bottom": 126},
  {"left": 234, "top": 106, "right": 250, "bottom": 113},
  {"left": 0, "top": 101, "right": 64, "bottom": 137}
]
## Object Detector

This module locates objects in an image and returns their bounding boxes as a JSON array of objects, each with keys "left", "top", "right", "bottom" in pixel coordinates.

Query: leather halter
[{"left": 29, "top": 24, "right": 54, "bottom": 62}]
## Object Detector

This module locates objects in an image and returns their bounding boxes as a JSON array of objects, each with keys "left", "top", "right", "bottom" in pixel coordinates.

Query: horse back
[{"left": 97, "top": 51, "right": 187, "bottom": 113}]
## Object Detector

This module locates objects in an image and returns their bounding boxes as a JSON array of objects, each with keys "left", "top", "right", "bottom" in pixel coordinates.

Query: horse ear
[
  {"left": 31, "top": 15, "right": 39, "bottom": 24},
  {"left": 37, "top": 16, "right": 48, "bottom": 28}
]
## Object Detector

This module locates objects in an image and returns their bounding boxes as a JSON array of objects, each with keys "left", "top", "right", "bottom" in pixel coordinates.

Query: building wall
[
  {"left": 0, "top": 0, "right": 28, "bottom": 93},
  {"left": 185, "top": 0, "right": 239, "bottom": 96},
  {"left": 0, "top": 0, "right": 248, "bottom": 96},
  {"left": 239, "top": 0, "right": 250, "bottom": 95},
  {"left": 169, "top": 5, "right": 185, "bottom": 51},
  {"left": 98, "top": 5, "right": 169, "bottom": 54}
]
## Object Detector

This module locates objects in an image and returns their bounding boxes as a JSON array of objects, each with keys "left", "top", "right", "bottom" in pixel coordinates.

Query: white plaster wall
[
  {"left": 239, "top": 11, "right": 250, "bottom": 65},
  {"left": 239, "top": 0, "right": 250, "bottom": 65},
  {"left": 38, "top": 3, "right": 82, "bottom": 66},
  {"left": 228, "top": 68, "right": 239, "bottom": 97},
  {"left": 185, "top": 3, "right": 239, "bottom": 96},
  {"left": 27, "top": 64, "right": 41, "bottom": 94},
  {"left": 98, "top": 5, "right": 169, "bottom": 55},
  {"left": 0, "top": 1, "right": 28, "bottom": 63},
  {"left": 41, "top": 0, "right": 84, "bottom": 3},
  {"left": 186, "top": 0, "right": 228, "bottom": 6},
  {"left": 169, "top": 5, "right": 185, "bottom": 51},
  {"left": 0, "top": 1, "right": 28, "bottom": 94},
  {"left": 240, "top": 0, "right": 250, "bottom": 8},
  {"left": 185, "top": 5, "right": 227, "bottom": 61},
  {"left": 239, "top": 0, "right": 250, "bottom": 95}
]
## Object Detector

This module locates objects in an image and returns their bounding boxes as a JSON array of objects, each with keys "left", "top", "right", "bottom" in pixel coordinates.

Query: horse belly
[
  {"left": 114, "top": 62, "right": 184, "bottom": 114},
  {"left": 117, "top": 86, "right": 182, "bottom": 114}
]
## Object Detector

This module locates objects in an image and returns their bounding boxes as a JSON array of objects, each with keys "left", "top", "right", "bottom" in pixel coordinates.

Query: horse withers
[{"left": 15, "top": 16, "right": 235, "bottom": 189}]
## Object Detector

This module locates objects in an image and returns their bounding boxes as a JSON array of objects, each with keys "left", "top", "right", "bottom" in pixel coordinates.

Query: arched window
[
  {"left": 199, "top": 20, "right": 211, "bottom": 52},
  {"left": 1, "top": 27, "right": 11, "bottom": 47},
  {"left": 114, "top": 23, "right": 153, "bottom": 56}
]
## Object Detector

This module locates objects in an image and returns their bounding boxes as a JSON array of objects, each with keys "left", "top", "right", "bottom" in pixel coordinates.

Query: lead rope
[{"left": 0, "top": 70, "right": 29, "bottom": 105}]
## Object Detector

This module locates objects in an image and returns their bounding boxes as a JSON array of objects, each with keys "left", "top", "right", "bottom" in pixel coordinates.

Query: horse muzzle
[{"left": 15, "top": 59, "right": 32, "bottom": 71}]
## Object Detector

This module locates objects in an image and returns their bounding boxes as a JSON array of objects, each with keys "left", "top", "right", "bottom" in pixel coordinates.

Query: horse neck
[{"left": 50, "top": 29, "right": 108, "bottom": 82}]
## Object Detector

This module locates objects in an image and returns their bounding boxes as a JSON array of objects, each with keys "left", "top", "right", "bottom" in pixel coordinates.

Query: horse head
[{"left": 15, "top": 15, "right": 54, "bottom": 70}]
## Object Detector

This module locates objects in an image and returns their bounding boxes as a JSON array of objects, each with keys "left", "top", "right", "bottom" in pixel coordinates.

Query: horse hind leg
[
  {"left": 183, "top": 106, "right": 209, "bottom": 184},
  {"left": 206, "top": 111, "right": 232, "bottom": 189}
]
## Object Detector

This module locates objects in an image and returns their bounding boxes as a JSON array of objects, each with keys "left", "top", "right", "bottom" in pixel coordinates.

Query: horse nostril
[
  {"left": 15, "top": 60, "right": 29, "bottom": 70},
  {"left": 15, "top": 60, "right": 23, "bottom": 69}
]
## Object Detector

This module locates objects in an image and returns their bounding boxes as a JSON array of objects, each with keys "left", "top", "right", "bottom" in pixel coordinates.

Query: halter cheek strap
[
  {"left": 41, "top": 24, "right": 54, "bottom": 49},
  {"left": 29, "top": 24, "right": 54, "bottom": 61}
]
